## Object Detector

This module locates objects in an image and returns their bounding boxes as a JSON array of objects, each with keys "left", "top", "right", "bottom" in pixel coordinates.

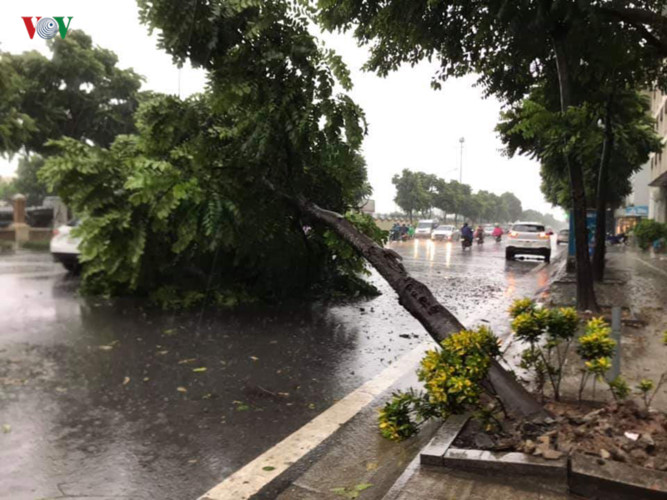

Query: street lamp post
[
  {"left": 458, "top": 137, "right": 465, "bottom": 184},
  {"left": 455, "top": 137, "right": 465, "bottom": 225}
]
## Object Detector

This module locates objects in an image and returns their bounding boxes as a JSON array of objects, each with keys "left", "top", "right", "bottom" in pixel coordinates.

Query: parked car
[
  {"left": 50, "top": 219, "right": 81, "bottom": 271},
  {"left": 505, "top": 221, "right": 552, "bottom": 262},
  {"left": 414, "top": 219, "right": 438, "bottom": 238},
  {"left": 431, "top": 225, "right": 460, "bottom": 241},
  {"left": 556, "top": 229, "right": 569, "bottom": 245}
]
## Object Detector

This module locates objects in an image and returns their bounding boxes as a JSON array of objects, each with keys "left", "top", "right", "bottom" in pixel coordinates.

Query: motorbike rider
[
  {"left": 390, "top": 222, "right": 401, "bottom": 241},
  {"left": 475, "top": 225, "right": 485, "bottom": 242},
  {"left": 461, "top": 222, "right": 474, "bottom": 242},
  {"left": 492, "top": 224, "right": 503, "bottom": 240}
]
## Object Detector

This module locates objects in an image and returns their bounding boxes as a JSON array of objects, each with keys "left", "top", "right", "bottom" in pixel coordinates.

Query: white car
[
  {"left": 50, "top": 220, "right": 81, "bottom": 271},
  {"left": 414, "top": 219, "right": 438, "bottom": 238},
  {"left": 506, "top": 221, "right": 551, "bottom": 262},
  {"left": 431, "top": 225, "right": 460, "bottom": 241}
]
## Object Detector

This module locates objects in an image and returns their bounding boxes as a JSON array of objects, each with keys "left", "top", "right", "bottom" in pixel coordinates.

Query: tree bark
[
  {"left": 593, "top": 96, "right": 614, "bottom": 282},
  {"left": 552, "top": 36, "right": 599, "bottom": 312},
  {"left": 283, "top": 192, "right": 547, "bottom": 418}
]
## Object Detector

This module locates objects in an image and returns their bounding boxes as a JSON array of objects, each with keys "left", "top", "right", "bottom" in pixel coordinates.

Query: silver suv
[{"left": 506, "top": 221, "right": 552, "bottom": 262}]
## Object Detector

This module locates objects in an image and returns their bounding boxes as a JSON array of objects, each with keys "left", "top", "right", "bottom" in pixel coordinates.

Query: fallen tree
[
  {"left": 43, "top": 0, "right": 548, "bottom": 419},
  {"left": 282, "top": 189, "right": 548, "bottom": 418}
]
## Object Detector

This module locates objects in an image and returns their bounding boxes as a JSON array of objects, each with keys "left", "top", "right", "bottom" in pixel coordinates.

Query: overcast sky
[{"left": 0, "top": 1, "right": 563, "bottom": 218}]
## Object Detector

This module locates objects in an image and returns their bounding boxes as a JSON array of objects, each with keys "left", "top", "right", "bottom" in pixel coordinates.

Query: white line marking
[
  {"left": 197, "top": 345, "right": 429, "bottom": 500},
  {"left": 632, "top": 255, "right": 667, "bottom": 278}
]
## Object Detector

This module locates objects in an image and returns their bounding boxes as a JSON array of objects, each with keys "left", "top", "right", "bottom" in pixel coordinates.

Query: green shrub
[
  {"left": 378, "top": 327, "right": 501, "bottom": 441},
  {"left": 633, "top": 219, "right": 667, "bottom": 250}
]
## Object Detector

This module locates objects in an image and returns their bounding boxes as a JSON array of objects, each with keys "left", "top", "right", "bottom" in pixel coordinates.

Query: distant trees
[
  {"left": 391, "top": 170, "right": 435, "bottom": 222},
  {"left": 390, "top": 169, "right": 555, "bottom": 226}
]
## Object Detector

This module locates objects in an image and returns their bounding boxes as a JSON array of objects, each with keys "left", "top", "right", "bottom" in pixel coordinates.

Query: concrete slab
[
  {"left": 419, "top": 414, "right": 469, "bottom": 466},
  {"left": 384, "top": 464, "right": 572, "bottom": 500},
  {"left": 570, "top": 453, "right": 667, "bottom": 500},
  {"left": 443, "top": 448, "right": 567, "bottom": 480}
]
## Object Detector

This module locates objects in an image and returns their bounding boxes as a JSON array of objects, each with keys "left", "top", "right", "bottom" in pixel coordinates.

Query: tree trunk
[
  {"left": 552, "top": 36, "right": 599, "bottom": 311},
  {"left": 593, "top": 97, "right": 614, "bottom": 282},
  {"left": 286, "top": 193, "right": 547, "bottom": 418}
]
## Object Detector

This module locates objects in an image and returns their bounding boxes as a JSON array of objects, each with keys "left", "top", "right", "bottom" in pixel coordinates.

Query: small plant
[
  {"left": 636, "top": 374, "right": 666, "bottom": 410},
  {"left": 509, "top": 298, "right": 578, "bottom": 401},
  {"left": 508, "top": 298, "right": 536, "bottom": 318},
  {"left": 607, "top": 376, "right": 630, "bottom": 401},
  {"left": 662, "top": 330, "right": 667, "bottom": 346},
  {"left": 378, "top": 326, "right": 501, "bottom": 441},
  {"left": 576, "top": 317, "right": 616, "bottom": 401}
]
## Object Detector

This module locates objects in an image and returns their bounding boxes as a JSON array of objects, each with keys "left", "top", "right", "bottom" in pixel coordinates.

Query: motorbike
[
  {"left": 476, "top": 234, "right": 484, "bottom": 245},
  {"left": 461, "top": 236, "right": 473, "bottom": 250},
  {"left": 606, "top": 233, "right": 627, "bottom": 246},
  {"left": 494, "top": 235, "right": 502, "bottom": 242}
]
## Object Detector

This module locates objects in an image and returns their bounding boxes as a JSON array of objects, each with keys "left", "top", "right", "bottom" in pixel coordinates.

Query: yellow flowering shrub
[{"left": 378, "top": 326, "right": 500, "bottom": 441}]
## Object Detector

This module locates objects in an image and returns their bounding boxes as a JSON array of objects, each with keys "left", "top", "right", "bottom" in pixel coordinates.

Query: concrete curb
[
  {"left": 443, "top": 448, "right": 567, "bottom": 480},
  {"left": 569, "top": 453, "right": 667, "bottom": 500},
  {"left": 419, "top": 418, "right": 667, "bottom": 500}
]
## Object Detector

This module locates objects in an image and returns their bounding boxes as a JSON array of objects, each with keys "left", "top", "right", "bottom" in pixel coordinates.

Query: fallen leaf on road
[
  {"left": 250, "top": 356, "right": 259, "bottom": 361},
  {"left": 262, "top": 466, "right": 276, "bottom": 471},
  {"left": 277, "top": 392, "right": 290, "bottom": 397},
  {"left": 156, "top": 350, "right": 168, "bottom": 355},
  {"left": 365, "top": 462, "right": 378, "bottom": 471},
  {"left": 122, "top": 376, "right": 130, "bottom": 385},
  {"left": 143, "top": 377, "right": 150, "bottom": 382},
  {"left": 178, "top": 358, "right": 196, "bottom": 364},
  {"left": 192, "top": 367, "right": 207, "bottom": 373},
  {"left": 163, "top": 329, "right": 177, "bottom": 336},
  {"left": 331, "top": 483, "right": 373, "bottom": 499},
  {"left": 177, "top": 386, "right": 187, "bottom": 393},
  {"left": 2, "top": 424, "right": 11, "bottom": 433},
  {"left": 308, "top": 403, "right": 315, "bottom": 410},
  {"left": 188, "top": 459, "right": 198, "bottom": 464},
  {"left": 98, "top": 345, "right": 113, "bottom": 351}
]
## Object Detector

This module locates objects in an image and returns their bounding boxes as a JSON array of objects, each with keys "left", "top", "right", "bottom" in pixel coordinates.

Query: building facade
[{"left": 648, "top": 89, "right": 667, "bottom": 223}]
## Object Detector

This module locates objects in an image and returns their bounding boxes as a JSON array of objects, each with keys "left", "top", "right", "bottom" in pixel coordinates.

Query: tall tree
[
  {"left": 317, "top": 0, "right": 667, "bottom": 310},
  {"left": 501, "top": 192, "right": 523, "bottom": 222},
  {"left": 0, "top": 30, "right": 143, "bottom": 205},
  {"left": 391, "top": 169, "right": 432, "bottom": 222},
  {"left": 498, "top": 86, "right": 661, "bottom": 278},
  {"left": 1, "top": 30, "right": 143, "bottom": 157}
]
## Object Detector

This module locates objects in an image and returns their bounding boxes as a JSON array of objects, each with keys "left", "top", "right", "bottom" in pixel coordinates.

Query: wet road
[{"left": 0, "top": 239, "right": 560, "bottom": 500}]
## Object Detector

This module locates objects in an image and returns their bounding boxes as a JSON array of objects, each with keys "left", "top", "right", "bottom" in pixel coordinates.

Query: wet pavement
[{"left": 0, "top": 239, "right": 561, "bottom": 500}]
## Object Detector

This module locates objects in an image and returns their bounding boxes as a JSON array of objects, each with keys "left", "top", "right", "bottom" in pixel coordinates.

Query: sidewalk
[{"left": 269, "top": 249, "right": 666, "bottom": 500}]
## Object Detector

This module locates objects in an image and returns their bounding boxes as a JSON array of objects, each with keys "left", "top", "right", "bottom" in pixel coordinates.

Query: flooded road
[{"left": 0, "top": 239, "right": 560, "bottom": 500}]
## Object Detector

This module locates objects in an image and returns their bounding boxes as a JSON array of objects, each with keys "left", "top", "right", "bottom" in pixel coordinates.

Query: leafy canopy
[{"left": 41, "top": 1, "right": 381, "bottom": 304}]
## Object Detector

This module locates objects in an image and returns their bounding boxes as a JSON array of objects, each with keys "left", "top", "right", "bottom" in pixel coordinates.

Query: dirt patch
[{"left": 453, "top": 400, "right": 667, "bottom": 470}]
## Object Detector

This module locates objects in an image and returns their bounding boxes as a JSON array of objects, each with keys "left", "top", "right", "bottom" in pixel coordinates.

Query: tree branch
[
  {"left": 597, "top": 6, "right": 667, "bottom": 56},
  {"left": 264, "top": 178, "right": 548, "bottom": 418}
]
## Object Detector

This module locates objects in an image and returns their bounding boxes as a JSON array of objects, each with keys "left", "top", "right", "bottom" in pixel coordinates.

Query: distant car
[
  {"left": 482, "top": 224, "right": 495, "bottom": 236},
  {"left": 506, "top": 221, "right": 552, "bottom": 262},
  {"left": 431, "top": 225, "right": 460, "bottom": 241},
  {"left": 557, "top": 229, "right": 569, "bottom": 245},
  {"left": 414, "top": 219, "right": 438, "bottom": 238},
  {"left": 50, "top": 219, "right": 81, "bottom": 271}
]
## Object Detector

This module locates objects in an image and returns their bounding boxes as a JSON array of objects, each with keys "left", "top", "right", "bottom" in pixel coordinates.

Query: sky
[{"left": 0, "top": 1, "right": 563, "bottom": 218}]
